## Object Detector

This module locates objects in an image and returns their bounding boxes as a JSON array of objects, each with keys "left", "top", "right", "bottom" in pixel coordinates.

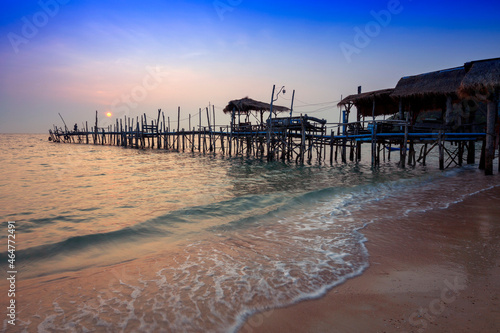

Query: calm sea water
[{"left": 0, "top": 133, "right": 497, "bottom": 332}]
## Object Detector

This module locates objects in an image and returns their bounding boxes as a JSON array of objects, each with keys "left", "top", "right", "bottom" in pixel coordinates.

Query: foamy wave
[{"left": 12, "top": 160, "right": 499, "bottom": 332}]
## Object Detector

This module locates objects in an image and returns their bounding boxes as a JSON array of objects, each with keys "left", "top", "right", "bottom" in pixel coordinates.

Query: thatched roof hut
[
  {"left": 338, "top": 88, "right": 398, "bottom": 117},
  {"left": 392, "top": 66, "right": 466, "bottom": 99},
  {"left": 222, "top": 97, "right": 289, "bottom": 114},
  {"left": 390, "top": 66, "right": 467, "bottom": 119},
  {"left": 459, "top": 58, "right": 500, "bottom": 100}
]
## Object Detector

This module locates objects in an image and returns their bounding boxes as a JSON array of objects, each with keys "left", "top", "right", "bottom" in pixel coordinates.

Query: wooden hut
[
  {"left": 459, "top": 58, "right": 500, "bottom": 175},
  {"left": 338, "top": 88, "right": 398, "bottom": 119},
  {"left": 222, "top": 97, "right": 289, "bottom": 131},
  {"left": 391, "top": 66, "right": 468, "bottom": 130}
]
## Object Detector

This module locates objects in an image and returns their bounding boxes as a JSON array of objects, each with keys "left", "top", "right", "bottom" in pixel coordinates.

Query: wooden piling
[
  {"left": 438, "top": 131, "right": 445, "bottom": 170},
  {"left": 485, "top": 99, "right": 497, "bottom": 175}
]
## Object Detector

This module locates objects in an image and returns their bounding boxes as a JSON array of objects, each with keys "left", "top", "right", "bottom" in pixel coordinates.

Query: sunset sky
[{"left": 1, "top": 0, "right": 499, "bottom": 133}]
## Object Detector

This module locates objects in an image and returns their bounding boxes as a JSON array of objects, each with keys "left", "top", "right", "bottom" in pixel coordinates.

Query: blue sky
[{"left": 1, "top": 0, "right": 499, "bottom": 133}]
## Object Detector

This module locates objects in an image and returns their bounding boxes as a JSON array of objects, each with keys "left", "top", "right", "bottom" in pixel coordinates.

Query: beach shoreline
[{"left": 241, "top": 183, "right": 500, "bottom": 333}]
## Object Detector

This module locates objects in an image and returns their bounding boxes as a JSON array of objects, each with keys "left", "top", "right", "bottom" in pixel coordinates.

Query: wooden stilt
[
  {"left": 439, "top": 131, "right": 445, "bottom": 170},
  {"left": 485, "top": 99, "right": 497, "bottom": 175}
]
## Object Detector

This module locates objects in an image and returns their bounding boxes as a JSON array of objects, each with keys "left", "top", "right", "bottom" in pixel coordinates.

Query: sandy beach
[{"left": 241, "top": 183, "right": 500, "bottom": 333}]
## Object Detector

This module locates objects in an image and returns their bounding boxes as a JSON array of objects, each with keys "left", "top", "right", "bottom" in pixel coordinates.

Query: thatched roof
[
  {"left": 459, "top": 58, "right": 500, "bottom": 99},
  {"left": 392, "top": 66, "right": 465, "bottom": 98},
  {"left": 338, "top": 88, "right": 399, "bottom": 117},
  {"left": 338, "top": 88, "right": 394, "bottom": 106},
  {"left": 223, "top": 97, "right": 289, "bottom": 114}
]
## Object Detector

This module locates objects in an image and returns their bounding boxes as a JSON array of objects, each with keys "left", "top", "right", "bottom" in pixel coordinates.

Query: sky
[{"left": 1, "top": 0, "right": 499, "bottom": 133}]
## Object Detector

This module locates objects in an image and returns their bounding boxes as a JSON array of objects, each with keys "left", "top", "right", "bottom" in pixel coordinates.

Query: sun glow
[{"left": 106, "top": 112, "right": 112, "bottom": 117}]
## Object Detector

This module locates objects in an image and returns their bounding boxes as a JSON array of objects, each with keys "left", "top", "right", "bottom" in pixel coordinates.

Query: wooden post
[
  {"left": 202, "top": 127, "right": 206, "bottom": 154},
  {"left": 167, "top": 116, "right": 170, "bottom": 149},
  {"left": 213, "top": 105, "right": 216, "bottom": 153},
  {"left": 485, "top": 99, "right": 497, "bottom": 175},
  {"left": 409, "top": 139, "right": 415, "bottom": 166},
  {"left": 466, "top": 140, "right": 475, "bottom": 165},
  {"left": 439, "top": 131, "right": 445, "bottom": 170},
  {"left": 151, "top": 120, "right": 155, "bottom": 149},
  {"left": 458, "top": 141, "right": 464, "bottom": 167},
  {"left": 329, "top": 130, "right": 334, "bottom": 165},
  {"left": 135, "top": 118, "right": 139, "bottom": 148},
  {"left": 371, "top": 121, "right": 377, "bottom": 167},
  {"left": 221, "top": 127, "right": 225, "bottom": 154},
  {"left": 94, "top": 110, "right": 98, "bottom": 144},
  {"left": 182, "top": 128, "right": 185, "bottom": 152},
  {"left": 162, "top": 113, "right": 166, "bottom": 150},
  {"left": 229, "top": 109, "right": 235, "bottom": 157},
  {"left": 401, "top": 112, "right": 409, "bottom": 168},
  {"left": 422, "top": 143, "right": 428, "bottom": 166},
  {"left": 206, "top": 107, "right": 212, "bottom": 152},
  {"left": 371, "top": 99, "right": 377, "bottom": 167},
  {"left": 198, "top": 108, "right": 202, "bottom": 152},
  {"left": 176, "top": 107, "right": 181, "bottom": 152},
  {"left": 300, "top": 115, "right": 305, "bottom": 164},
  {"left": 128, "top": 117, "right": 131, "bottom": 147},
  {"left": 122, "top": 117, "right": 126, "bottom": 147},
  {"left": 192, "top": 127, "right": 195, "bottom": 152},
  {"left": 479, "top": 138, "right": 486, "bottom": 170},
  {"left": 120, "top": 119, "right": 123, "bottom": 146},
  {"left": 140, "top": 115, "right": 144, "bottom": 148}
]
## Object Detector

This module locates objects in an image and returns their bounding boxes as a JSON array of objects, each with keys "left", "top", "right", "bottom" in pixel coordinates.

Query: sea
[{"left": 0, "top": 133, "right": 498, "bottom": 332}]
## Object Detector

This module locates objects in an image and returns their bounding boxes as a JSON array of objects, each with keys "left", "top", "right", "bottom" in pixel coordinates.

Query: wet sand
[{"left": 241, "top": 185, "right": 500, "bottom": 333}]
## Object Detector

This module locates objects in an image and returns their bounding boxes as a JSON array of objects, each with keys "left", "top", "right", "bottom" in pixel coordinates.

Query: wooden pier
[
  {"left": 48, "top": 107, "right": 487, "bottom": 171},
  {"left": 48, "top": 58, "right": 499, "bottom": 173}
]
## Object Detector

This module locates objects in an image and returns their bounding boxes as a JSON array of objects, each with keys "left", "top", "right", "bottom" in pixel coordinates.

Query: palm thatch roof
[
  {"left": 338, "top": 88, "right": 394, "bottom": 106},
  {"left": 459, "top": 58, "right": 500, "bottom": 100},
  {"left": 338, "top": 88, "right": 399, "bottom": 117},
  {"left": 223, "top": 97, "right": 289, "bottom": 114},
  {"left": 392, "top": 66, "right": 465, "bottom": 98}
]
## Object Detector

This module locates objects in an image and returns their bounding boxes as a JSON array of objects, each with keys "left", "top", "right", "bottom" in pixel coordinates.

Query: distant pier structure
[{"left": 49, "top": 58, "right": 499, "bottom": 174}]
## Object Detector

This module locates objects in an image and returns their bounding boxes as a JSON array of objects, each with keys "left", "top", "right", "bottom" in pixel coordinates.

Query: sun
[{"left": 106, "top": 112, "right": 112, "bottom": 117}]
